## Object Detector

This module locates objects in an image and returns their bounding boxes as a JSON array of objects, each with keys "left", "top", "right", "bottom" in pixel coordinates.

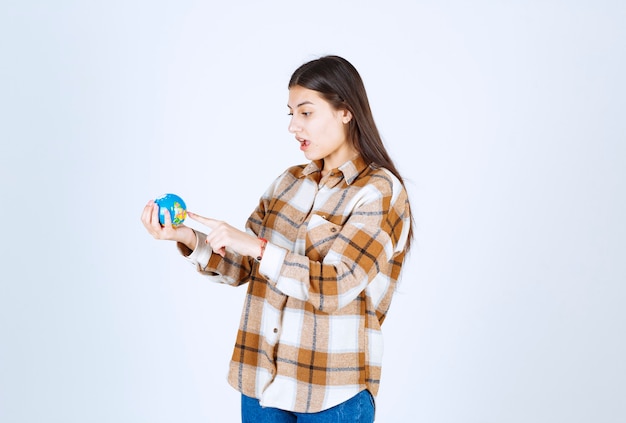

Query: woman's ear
[{"left": 342, "top": 109, "right": 353, "bottom": 124}]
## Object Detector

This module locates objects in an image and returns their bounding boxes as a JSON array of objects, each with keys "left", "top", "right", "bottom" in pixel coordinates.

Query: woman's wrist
[{"left": 177, "top": 227, "right": 197, "bottom": 251}]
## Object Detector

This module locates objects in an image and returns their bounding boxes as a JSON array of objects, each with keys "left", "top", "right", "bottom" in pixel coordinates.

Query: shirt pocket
[{"left": 306, "top": 213, "right": 343, "bottom": 261}]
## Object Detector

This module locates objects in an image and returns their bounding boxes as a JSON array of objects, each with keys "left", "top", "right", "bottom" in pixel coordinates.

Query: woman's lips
[{"left": 298, "top": 138, "right": 310, "bottom": 150}]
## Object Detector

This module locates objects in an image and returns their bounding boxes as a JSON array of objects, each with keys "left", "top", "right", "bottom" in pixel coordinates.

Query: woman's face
[{"left": 287, "top": 86, "right": 356, "bottom": 172}]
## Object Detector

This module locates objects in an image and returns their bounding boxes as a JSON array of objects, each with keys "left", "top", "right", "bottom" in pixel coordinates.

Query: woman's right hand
[{"left": 141, "top": 200, "right": 197, "bottom": 249}]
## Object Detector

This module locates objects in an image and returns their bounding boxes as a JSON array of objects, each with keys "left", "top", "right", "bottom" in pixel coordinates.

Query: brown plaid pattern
[{"left": 185, "top": 155, "right": 410, "bottom": 413}]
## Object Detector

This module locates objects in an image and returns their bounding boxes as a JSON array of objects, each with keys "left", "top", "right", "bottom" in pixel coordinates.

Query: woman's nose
[{"left": 288, "top": 117, "right": 300, "bottom": 134}]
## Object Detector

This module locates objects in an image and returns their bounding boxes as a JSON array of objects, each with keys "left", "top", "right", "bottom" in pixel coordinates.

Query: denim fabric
[{"left": 241, "top": 390, "right": 375, "bottom": 423}]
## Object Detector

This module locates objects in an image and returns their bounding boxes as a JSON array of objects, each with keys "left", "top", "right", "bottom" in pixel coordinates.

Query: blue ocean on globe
[{"left": 155, "top": 193, "right": 187, "bottom": 226}]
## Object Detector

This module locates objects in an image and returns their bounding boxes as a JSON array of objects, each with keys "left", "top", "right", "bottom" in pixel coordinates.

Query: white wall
[{"left": 1, "top": 1, "right": 624, "bottom": 422}]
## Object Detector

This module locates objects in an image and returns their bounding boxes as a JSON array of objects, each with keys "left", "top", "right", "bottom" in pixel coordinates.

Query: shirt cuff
[
  {"left": 258, "top": 242, "right": 286, "bottom": 283},
  {"left": 177, "top": 230, "right": 212, "bottom": 269}
]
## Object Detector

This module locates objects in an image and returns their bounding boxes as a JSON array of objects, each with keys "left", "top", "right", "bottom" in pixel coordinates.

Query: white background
[{"left": 1, "top": 1, "right": 625, "bottom": 422}]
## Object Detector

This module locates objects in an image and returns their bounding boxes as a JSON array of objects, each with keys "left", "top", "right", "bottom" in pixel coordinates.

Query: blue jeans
[{"left": 241, "top": 390, "right": 375, "bottom": 422}]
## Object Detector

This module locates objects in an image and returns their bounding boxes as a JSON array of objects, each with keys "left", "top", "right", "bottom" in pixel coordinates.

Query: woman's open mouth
[{"left": 298, "top": 138, "right": 310, "bottom": 150}]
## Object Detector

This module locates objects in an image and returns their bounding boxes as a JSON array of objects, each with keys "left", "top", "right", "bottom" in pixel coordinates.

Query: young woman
[{"left": 141, "top": 55, "right": 414, "bottom": 422}]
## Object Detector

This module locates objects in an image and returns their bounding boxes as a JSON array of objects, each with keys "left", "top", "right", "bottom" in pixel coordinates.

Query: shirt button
[
  {"left": 330, "top": 228, "right": 337, "bottom": 233},
  {"left": 273, "top": 328, "right": 278, "bottom": 333}
]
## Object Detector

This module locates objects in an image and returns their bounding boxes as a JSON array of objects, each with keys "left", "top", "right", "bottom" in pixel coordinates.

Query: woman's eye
[{"left": 287, "top": 111, "right": 311, "bottom": 117}]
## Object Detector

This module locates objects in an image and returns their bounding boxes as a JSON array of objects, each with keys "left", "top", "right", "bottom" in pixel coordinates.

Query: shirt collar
[{"left": 300, "top": 155, "right": 367, "bottom": 186}]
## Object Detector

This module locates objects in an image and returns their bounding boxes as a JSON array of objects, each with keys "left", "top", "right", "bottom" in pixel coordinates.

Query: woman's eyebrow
[{"left": 287, "top": 100, "right": 314, "bottom": 109}]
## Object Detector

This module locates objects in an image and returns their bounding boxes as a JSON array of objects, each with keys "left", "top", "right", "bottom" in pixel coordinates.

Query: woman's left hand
[{"left": 187, "top": 211, "right": 262, "bottom": 258}]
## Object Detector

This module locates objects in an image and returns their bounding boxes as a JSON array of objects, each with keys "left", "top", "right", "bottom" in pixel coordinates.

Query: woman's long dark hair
[{"left": 289, "top": 55, "right": 414, "bottom": 251}]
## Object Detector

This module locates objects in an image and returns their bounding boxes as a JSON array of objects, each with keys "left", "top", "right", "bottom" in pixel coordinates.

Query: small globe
[{"left": 155, "top": 193, "right": 187, "bottom": 226}]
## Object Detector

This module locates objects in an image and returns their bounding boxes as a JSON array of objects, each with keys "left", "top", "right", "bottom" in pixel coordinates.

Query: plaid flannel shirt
[{"left": 179, "top": 155, "right": 410, "bottom": 413}]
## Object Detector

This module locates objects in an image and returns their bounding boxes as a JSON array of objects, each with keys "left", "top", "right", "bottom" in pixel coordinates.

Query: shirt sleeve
[{"left": 176, "top": 230, "right": 212, "bottom": 269}]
